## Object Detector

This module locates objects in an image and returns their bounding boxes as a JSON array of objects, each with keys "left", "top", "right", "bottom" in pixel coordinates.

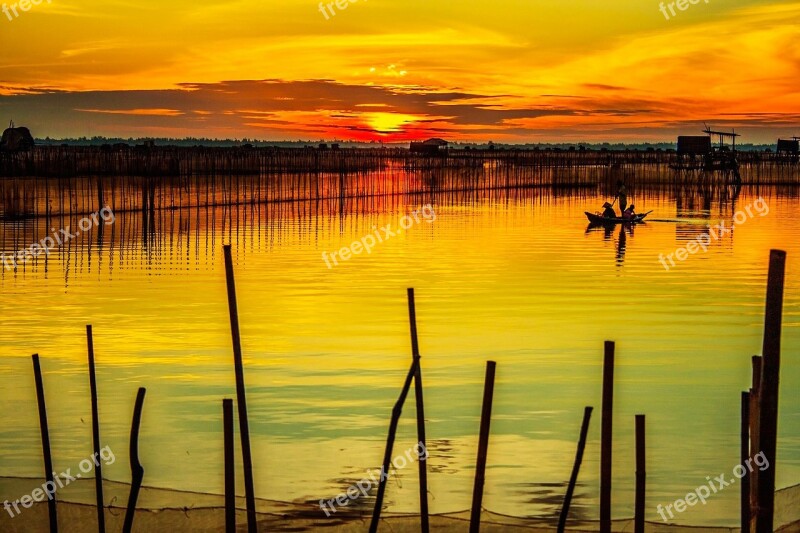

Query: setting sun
[{"left": 365, "top": 112, "right": 419, "bottom": 135}]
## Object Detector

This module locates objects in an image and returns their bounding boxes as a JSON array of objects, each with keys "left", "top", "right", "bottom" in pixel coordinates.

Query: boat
[{"left": 584, "top": 211, "right": 651, "bottom": 225}]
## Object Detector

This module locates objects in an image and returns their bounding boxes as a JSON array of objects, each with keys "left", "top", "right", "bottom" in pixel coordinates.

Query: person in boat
[
  {"left": 622, "top": 204, "right": 636, "bottom": 220},
  {"left": 601, "top": 202, "right": 617, "bottom": 218},
  {"left": 616, "top": 180, "right": 628, "bottom": 214}
]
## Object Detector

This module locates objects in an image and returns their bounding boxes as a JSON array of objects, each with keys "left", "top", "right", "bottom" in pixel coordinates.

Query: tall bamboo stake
[
  {"left": 224, "top": 399, "right": 236, "bottom": 533},
  {"left": 749, "top": 355, "right": 762, "bottom": 529},
  {"left": 32, "top": 354, "right": 58, "bottom": 533},
  {"left": 122, "top": 387, "right": 146, "bottom": 533},
  {"left": 600, "top": 341, "right": 615, "bottom": 533},
  {"left": 634, "top": 414, "right": 645, "bottom": 533},
  {"left": 755, "top": 249, "right": 786, "bottom": 532},
  {"left": 223, "top": 244, "right": 258, "bottom": 533},
  {"left": 741, "top": 391, "right": 751, "bottom": 533},
  {"left": 407, "top": 288, "right": 429, "bottom": 533},
  {"left": 369, "top": 359, "right": 419, "bottom": 533},
  {"left": 557, "top": 406, "right": 593, "bottom": 532},
  {"left": 469, "top": 360, "right": 497, "bottom": 533},
  {"left": 86, "top": 326, "right": 106, "bottom": 533}
]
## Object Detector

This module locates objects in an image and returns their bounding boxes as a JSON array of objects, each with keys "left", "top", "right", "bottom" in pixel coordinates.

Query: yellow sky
[{"left": 1, "top": 0, "right": 799, "bottom": 141}]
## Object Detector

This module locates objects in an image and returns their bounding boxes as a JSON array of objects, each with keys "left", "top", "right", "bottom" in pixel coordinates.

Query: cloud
[
  {"left": 77, "top": 108, "right": 185, "bottom": 116},
  {"left": 1, "top": 1, "right": 798, "bottom": 141},
  {"left": 0, "top": 80, "right": 580, "bottom": 140},
  {"left": 2, "top": 75, "right": 797, "bottom": 142}
]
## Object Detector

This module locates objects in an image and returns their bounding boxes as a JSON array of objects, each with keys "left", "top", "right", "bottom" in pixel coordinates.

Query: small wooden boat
[{"left": 585, "top": 211, "right": 650, "bottom": 225}]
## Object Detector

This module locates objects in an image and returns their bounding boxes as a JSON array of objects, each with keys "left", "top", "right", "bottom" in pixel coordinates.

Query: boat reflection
[{"left": 585, "top": 220, "right": 642, "bottom": 266}]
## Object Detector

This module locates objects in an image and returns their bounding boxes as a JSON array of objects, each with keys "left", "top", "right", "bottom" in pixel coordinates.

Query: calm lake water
[{"left": 1, "top": 180, "right": 798, "bottom": 526}]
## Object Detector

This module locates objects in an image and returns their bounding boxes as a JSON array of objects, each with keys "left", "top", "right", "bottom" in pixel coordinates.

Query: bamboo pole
[
  {"left": 634, "top": 414, "right": 645, "bottom": 533},
  {"left": 755, "top": 249, "right": 786, "bottom": 532},
  {"left": 469, "top": 360, "right": 497, "bottom": 533},
  {"left": 600, "top": 341, "right": 615, "bottom": 533},
  {"left": 32, "top": 354, "right": 58, "bottom": 533},
  {"left": 86, "top": 326, "right": 106, "bottom": 533},
  {"left": 749, "top": 355, "right": 762, "bottom": 528},
  {"left": 557, "top": 406, "right": 593, "bottom": 532},
  {"left": 122, "top": 387, "right": 146, "bottom": 533},
  {"left": 222, "top": 244, "right": 258, "bottom": 533},
  {"left": 741, "top": 391, "right": 751, "bottom": 533},
  {"left": 407, "top": 288, "right": 430, "bottom": 533},
  {"left": 369, "top": 359, "right": 419, "bottom": 533},
  {"left": 224, "top": 399, "right": 236, "bottom": 533}
]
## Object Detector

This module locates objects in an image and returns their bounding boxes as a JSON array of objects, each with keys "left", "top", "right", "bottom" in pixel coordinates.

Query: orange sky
[{"left": 1, "top": 0, "right": 799, "bottom": 142}]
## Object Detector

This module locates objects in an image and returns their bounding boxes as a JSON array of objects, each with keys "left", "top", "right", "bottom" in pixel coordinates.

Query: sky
[{"left": 0, "top": 0, "right": 799, "bottom": 142}]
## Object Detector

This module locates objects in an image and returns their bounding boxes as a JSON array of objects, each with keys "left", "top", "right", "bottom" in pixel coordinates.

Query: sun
[{"left": 365, "top": 112, "right": 418, "bottom": 134}]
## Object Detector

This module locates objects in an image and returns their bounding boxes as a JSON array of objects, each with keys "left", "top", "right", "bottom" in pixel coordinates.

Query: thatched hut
[
  {"left": 410, "top": 138, "right": 448, "bottom": 155},
  {"left": 0, "top": 125, "right": 35, "bottom": 151}
]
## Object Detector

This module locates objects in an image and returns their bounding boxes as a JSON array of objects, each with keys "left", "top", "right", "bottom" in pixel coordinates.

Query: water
[{"left": 1, "top": 180, "right": 798, "bottom": 526}]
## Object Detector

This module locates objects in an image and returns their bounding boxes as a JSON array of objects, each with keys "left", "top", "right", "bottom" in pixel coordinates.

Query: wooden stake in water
[
  {"left": 407, "top": 288, "right": 430, "bottom": 533},
  {"left": 123, "top": 387, "right": 146, "bottom": 533},
  {"left": 223, "top": 244, "right": 258, "bottom": 533},
  {"left": 557, "top": 406, "right": 593, "bottom": 532},
  {"left": 224, "top": 399, "right": 236, "bottom": 533},
  {"left": 755, "top": 249, "right": 786, "bottom": 533},
  {"left": 469, "top": 360, "right": 496, "bottom": 533},
  {"left": 369, "top": 359, "right": 419, "bottom": 533},
  {"left": 86, "top": 326, "right": 106, "bottom": 533},
  {"left": 741, "top": 391, "right": 751, "bottom": 533},
  {"left": 600, "top": 341, "right": 615, "bottom": 533},
  {"left": 32, "top": 354, "right": 58, "bottom": 533},
  {"left": 634, "top": 414, "right": 645, "bottom": 533},
  {"left": 749, "top": 355, "right": 762, "bottom": 530}
]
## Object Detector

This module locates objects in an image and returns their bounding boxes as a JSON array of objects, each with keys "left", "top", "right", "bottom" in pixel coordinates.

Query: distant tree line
[{"left": 32, "top": 136, "right": 777, "bottom": 151}]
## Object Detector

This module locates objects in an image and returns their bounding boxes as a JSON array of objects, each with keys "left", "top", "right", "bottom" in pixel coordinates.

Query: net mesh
[{"left": 2, "top": 477, "right": 799, "bottom": 531}]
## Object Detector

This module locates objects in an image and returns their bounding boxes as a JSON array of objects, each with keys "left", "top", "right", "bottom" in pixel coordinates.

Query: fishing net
[{"left": 1, "top": 477, "right": 799, "bottom": 532}]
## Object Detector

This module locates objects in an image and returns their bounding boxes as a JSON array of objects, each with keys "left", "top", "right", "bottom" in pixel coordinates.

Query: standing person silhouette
[{"left": 616, "top": 180, "right": 628, "bottom": 216}]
